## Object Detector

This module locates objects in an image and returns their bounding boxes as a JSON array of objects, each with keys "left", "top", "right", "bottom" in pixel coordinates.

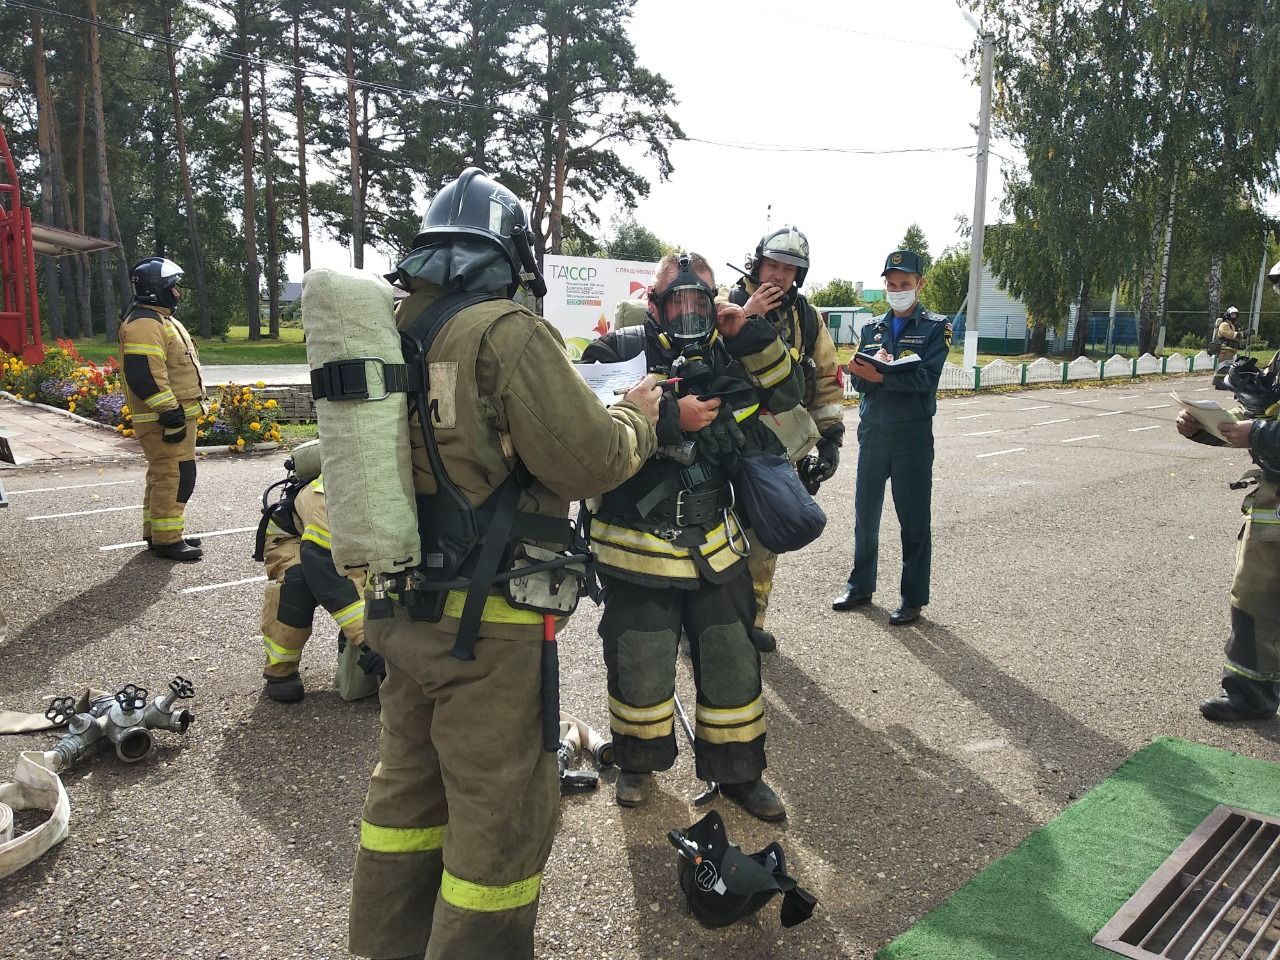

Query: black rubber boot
[
  {"left": 720, "top": 777, "right": 786, "bottom": 822},
  {"left": 150, "top": 540, "right": 203, "bottom": 562},
  {"left": 265, "top": 672, "right": 305, "bottom": 703},
  {"left": 146, "top": 536, "right": 202, "bottom": 547},
  {"left": 750, "top": 627, "right": 777, "bottom": 654},
  {"left": 615, "top": 770, "right": 651, "bottom": 807}
]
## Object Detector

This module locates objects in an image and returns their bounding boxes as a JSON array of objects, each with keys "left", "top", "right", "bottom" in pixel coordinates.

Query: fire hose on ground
[{"left": 0, "top": 677, "right": 196, "bottom": 878}]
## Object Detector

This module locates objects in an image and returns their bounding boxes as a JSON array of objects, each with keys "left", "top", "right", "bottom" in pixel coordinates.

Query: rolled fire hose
[{"left": 0, "top": 751, "right": 70, "bottom": 879}]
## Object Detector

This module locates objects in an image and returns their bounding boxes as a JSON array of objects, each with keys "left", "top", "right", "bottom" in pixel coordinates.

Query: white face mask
[{"left": 886, "top": 287, "right": 918, "bottom": 312}]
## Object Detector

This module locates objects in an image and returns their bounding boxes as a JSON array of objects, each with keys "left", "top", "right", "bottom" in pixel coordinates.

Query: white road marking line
[
  {"left": 976, "top": 447, "right": 1026, "bottom": 459},
  {"left": 1017, "top": 405, "right": 1051, "bottom": 411},
  {"left": 1142, "top": 404, "right": 1170, "bottom": 409},
  {"left": 1062, "top": 434, "right": 1101, "bottom": 443},
  {"left": 181, "top": 575, "right": 267, "bottom": 595},
  {"left": 1033, "top": 418, "right": 1072, "bottom": 426},
  {"left": 1128, "top": 425, "right": 1161, "bottom": 432},
  {"left": 1073, "top": 398, "right": 1101, "bottom": 405},
  {"left": 963, "top": 429, "right": 1003, "bottom": 436},
  {"left": 99, "top": 525, "right": 256, "bottom": 551},
  {"left": 28, "top": 504, "right": 141, "bottom": 521},
  {"left": 1194, "top": 386, "right": 1214, "bottom": 392},
  {"left": 1095, "top": 410, "right": 1123, "bottom": 417},
  {"left": 5, "top": 479, "right": 135, "bottom": 496},
  {"left": 1112, "top": 395, "right": 1140, "bottom": 400},
  {"left": 950, "top": 400, "right": 983, "bottom": 407},
  {"left": 956, "top": 413, "right": 991, "bottom": 420}
]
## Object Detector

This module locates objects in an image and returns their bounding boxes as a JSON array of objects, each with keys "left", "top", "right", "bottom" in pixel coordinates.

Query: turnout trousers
[
  {"left": 134, "top": 418, "right": 197, "bottom": 545},
  {"left": 259, "top": 538, "right": 365, "bottom": 680},
  {"left": 847, "top": 419, "right": 934, "bottom": 608},
  {"left": 599, "top": 568, "right": 766, "bottom": 785},
  {"left": 746, "top": 537, "right": 777, "bottom": 629},
  {"left": 349, "top": 610, "right": 558, "bottom": 960},
  {"left": 1222, "top": 479, "right": 1280, "bottom": 714}
]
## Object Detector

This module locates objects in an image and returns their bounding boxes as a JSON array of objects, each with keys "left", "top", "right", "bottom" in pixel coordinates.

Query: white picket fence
[{"left": 845, "top": 351, "right": 1212, "bottom": 398}]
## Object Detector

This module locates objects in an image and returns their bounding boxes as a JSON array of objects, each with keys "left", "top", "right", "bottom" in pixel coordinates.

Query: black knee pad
[{"left": 177, "top": 459, "right": 197, "bottom": 503}]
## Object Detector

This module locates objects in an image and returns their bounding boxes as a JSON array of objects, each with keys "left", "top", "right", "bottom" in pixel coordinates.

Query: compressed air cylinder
[{"left": 301, "top": 267, "right": 419, "bottom": 576}]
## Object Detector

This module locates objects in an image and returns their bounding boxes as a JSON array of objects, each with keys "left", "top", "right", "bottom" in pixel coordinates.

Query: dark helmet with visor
[
  {"left": 130, "top": 257, "right": 183, "bottom": 310},
  {"left": 752, "top": 226, "right": 810, "bottom": 287},
  {"left": 649, "top": 254, "right": 717, "bottom": 346},
  {"left": 405, "top": 167, "right": 546, "bottom": 297}
]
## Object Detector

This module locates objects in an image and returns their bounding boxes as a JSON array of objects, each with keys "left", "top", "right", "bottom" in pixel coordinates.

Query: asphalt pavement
[{"left": 1, "top": 373, "right": 1276, "bottom": 960}]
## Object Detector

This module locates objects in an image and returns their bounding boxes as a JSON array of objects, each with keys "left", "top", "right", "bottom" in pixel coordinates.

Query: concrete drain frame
[{"left": 1095, "top": 804, "right": 1280, "bottom": 959}]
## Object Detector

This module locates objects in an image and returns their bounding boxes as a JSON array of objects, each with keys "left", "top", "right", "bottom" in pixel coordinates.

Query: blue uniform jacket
[{"left": 848, "top": 305, "right": 951, "bottom": 425}]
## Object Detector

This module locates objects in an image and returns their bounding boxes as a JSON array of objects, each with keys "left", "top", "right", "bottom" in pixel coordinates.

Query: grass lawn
[
  {"left": 278, "top": 422, "right": 319, "bottom": 445},
  {"left": 71, "top": 324, "right": 307, "bottom": 366}
]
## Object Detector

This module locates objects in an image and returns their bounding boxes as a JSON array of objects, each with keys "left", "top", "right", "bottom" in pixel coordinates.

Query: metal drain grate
[{"left": 1095, "top": 805, "right": 1280, "bottom": 959}]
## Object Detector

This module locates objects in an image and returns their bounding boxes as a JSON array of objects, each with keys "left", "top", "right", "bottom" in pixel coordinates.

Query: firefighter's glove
[
  {"left": 810, "top": 436, "right": 841, "bottom": 485},
  {"left": 697, "top": 411, "right": 745, "bottom": 467},
  {"left": 158, "top": 407, "right": 186, "bottom": 443},
  {"left": 356, "top": 644, "right": 386, "bottom": 681}
]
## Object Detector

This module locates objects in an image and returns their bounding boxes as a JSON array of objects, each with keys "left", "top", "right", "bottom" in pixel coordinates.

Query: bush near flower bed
[{"left": 1, "top": 343, "right": 281, "bottom": 450}]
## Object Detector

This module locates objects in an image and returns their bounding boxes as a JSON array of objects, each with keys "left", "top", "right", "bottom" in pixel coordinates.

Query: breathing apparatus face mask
[{"left": 653, "top": 260, "right": 717, "bottom": 345}]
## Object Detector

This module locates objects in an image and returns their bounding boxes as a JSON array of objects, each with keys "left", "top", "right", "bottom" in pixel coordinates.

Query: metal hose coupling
[{"left": 41, "top": 677, "right": 196, "bottom": 771}]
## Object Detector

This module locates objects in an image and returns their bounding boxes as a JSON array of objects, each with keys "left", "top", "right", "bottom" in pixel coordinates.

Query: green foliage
[
  {"left": 808, "top": 279, "right": 860, "bottom": 308},
  {"left": 921, "top": 244, "right": 969, "bottom": 315},
  {"left": 602, "top": 216, "right": 675, "bottom": 263},
  {"left": 1178, "top": 332, "right": 1206, "bottom": 349},
  {"left": 897, "top": 223, "right": 933, "bottom": 275}
]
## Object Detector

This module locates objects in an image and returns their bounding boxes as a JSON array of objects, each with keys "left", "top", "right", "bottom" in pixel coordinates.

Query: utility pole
[{"left": 962, "top": 13, "right": 994, "bottom": 374}]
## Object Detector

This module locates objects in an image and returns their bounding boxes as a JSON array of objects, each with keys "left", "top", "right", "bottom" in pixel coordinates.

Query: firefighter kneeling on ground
[
  {"left": 255, "top": 459, "right": 383, "bottom": 703},
  {"left": 581, "top": 252, "right": 805, "bottom": 822}
]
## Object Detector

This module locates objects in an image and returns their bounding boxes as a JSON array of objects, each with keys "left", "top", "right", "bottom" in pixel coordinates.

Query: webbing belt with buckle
[
  {"left": 657, "top": 487, "right": 730, "bottom": 528},
  {"left": 310, "top": 358, "right": 416, "bottom": 401}
]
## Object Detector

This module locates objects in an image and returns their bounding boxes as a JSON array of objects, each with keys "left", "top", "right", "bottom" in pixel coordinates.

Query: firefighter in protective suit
[
  {"left": 347, "top": 168, "right": 660, "bottom": 960},
  {"left": 256, "top": 473, "right": 383, "bottom": 703},
  {"left": 1212, "top": 306, "right": 1243, "bottom": 389},
  {"left": 728, "top": 226, "right": 844, "bottom": 653},
  {"left": 1175, "top": 263, "right": 1280, "bottom": 723},
  {"left": 118, "top": 257, "right": 207, "bottom": 562},
  {"left": 581, "top": 252, "right": 804, "bottom": 822}
]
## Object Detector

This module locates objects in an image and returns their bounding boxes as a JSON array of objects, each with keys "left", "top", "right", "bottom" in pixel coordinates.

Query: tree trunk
[
  {"left": 260, "top": 62, "right": 280, "bottom": 337},
  {"left": 1070, "top": 276, "right": 1091, "bottom": 357},
  {"left": 88, "top": 0, "right": 126, "bottom": 338},
  {"left": 238, "top": 0, "right": 260, "bottom": 339},
  {"left": 1137, "top": 207, "right": 1161, "bottom": 355},
  {"left": 49, "top": 84, "right": 85, "bottom": 337},
  {"left": 163, "top": 1, "right": 212, "bottom": 337},
  {"left": 1030, "top": 322, "right": 1047, "bottom": 355},
  {"left": 293, "top": 13, "right": 311, "bottom": 273},
  {"left": 72, "top": 72, "right": 90, "bottom": 335},
  {"left": 344, "top": 5, "right": 363, "bottom": 269},
  {"left": 31, "top": 13, "right": 65, "bottom": 339},
  {"left": 549, "top": 116, "right": 569, "bottom": 256},
  {"left": 151, "top": 106, "right": 166, "bottom": 255},
  {"left": 1153, "top": 175, "right": 1178, "bottom": 353},
  {"left": 1206, "top": 251, "right": 1223, "bottom": 340}
]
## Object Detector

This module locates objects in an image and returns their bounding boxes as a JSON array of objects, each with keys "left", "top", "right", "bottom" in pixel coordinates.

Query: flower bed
[{"left": 1, "top": 341, "right": 281, "bottom": 451}]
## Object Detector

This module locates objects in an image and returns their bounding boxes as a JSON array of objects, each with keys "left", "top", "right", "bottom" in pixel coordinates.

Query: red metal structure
[
  {"left": 0, "top": 123, "right": 113, "bottom": 364},
  {"left": 0, "top": 124, "right": 42, "bottom": 362}
]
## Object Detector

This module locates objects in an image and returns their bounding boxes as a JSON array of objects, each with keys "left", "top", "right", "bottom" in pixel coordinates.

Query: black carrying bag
[
  {"left": 734, "top": 451, "right": 827, "bottom": 554},
  {"left": 670, "top": 810, "right": 817, "bottom": 929}
]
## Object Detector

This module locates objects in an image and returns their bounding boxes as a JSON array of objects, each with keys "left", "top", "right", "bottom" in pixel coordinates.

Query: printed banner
[{"left": 542, "top": 255, "right": 657, "bottom": 359}]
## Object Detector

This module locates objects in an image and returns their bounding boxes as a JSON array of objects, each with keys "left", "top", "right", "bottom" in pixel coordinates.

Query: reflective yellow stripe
[
  {"left": 145, "top": 389, "right": 176, "bottom": 410},
  {"left": 123, "top": 343, "right": 165, "bottom": 358},
  {"left": 696, "top": 695, "right": 764, "bottom": 727},
  {"left": 609, "top": 695, "right": 674, "bottom": 724},
  {"left": 266, "top": 519, "right": 292, "bottom": 538},
  {"left": 360, "top": 820, "right": 445, "bottom": 853},
  {"left": 591, "top": 520, "right": 691, "bottom": 557},
  {"left": 742, "top": 339, "right": 792, "bottom": 389},
  {"left": 182, "top": 402, "right": 203, "bottom": 418},
  {"left": 696, "top": 713, "right": 766, "bottom": 744},
  {"left": 442, "top": 591, "right": 544, "bottom": 624},
  {"left": 590, "top": 516, "right": 747, "bottom": 580},
  {"left": 611, "top": 713, "right": 674, "bottom": 739},
  {"left": 151, "top": 517, "right": 184, "bottom": 531},
  {"left": 440, "top": 868, "right": 542, "bottom": 913},
  {"left": 302, "top": 523, "right": 332, "bottom": 548},
  {"left": 732, "top": 402, "right": 760, "bottom": 423},
  {"left": 1224, "top": 660, "right": 1280, "bottom": 683},
  {"left": 263, "top": 634, "right": 302, "bottom": 664},
  {"left": 132, "top": 411, "right": 160, "bottom": 423},
  {"left": 311, "top": 476, "right": 324, "bottom": 494},
  {"left": 592, "top": 540, "right": 698, "bottom": 579},
  {"left": 1248, "top": 509, "right": 1280, "bottom": 526},
  {"left": 333, "top": 599, "right": 364, "bottom": 627}
]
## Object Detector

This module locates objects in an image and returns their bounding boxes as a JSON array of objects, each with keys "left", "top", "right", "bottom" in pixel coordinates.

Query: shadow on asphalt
[
  {"left": 213, "top": 688, "right": 379, "bottom": 882},
  {"left": 0, "top": 553, "right": 172, "bottom": 699}
]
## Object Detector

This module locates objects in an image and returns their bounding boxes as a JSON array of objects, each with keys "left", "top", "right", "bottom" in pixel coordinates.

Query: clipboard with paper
[
  {"left": 850, "top": 351, "right": 922, "bottom": 374},
  {"left": 1171, "top": 392, "right": 1239, "bottom": 442},
  {"left": 573, "top": 351, "right": 648, "bottom": 406}
]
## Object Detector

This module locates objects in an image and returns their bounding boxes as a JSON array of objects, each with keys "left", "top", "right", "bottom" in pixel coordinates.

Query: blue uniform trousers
[{"left": 847, "top": 418, "right": 934, "bottom": 608}]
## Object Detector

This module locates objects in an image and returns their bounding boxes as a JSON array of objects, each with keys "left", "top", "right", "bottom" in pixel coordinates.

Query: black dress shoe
[
  {"left": 1199, "top": 695, "right": 1276, "bottom": 722},
  {"left": 888, "top": 605, "right": 921, "bottom": 626},
  {"left": 750, "top": 627, "right": 776, "bottom": 653},
  {"left": 832, "top": 587, "right": 873, "bottom": 611}
]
